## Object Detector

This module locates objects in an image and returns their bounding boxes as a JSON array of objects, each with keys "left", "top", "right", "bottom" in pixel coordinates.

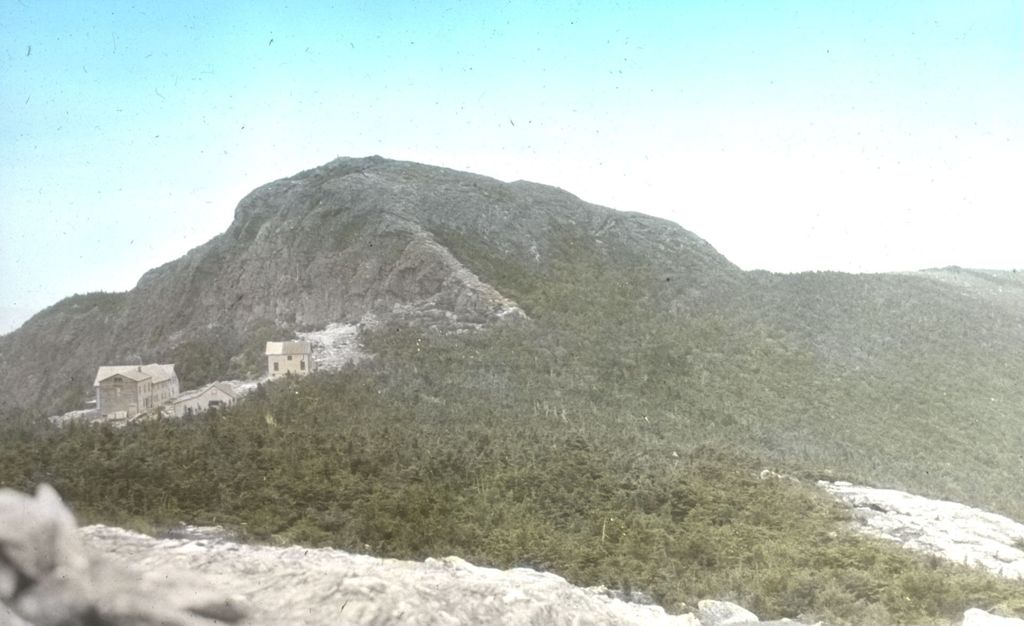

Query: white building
[
  {"left": 168, "top": 382, "right": 237, "bottom": 417},
  {"left": 265, "top": 340, "right": 315, "bottom": 379},
  {"left": 94, "top": 364, "right": 179, "bottom": 419}
]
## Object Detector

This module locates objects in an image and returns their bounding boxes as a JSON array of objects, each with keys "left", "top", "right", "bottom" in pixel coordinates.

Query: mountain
[
  {"left": 3, "top": 156, "right": 1024, "bottom": 513},
  {"left": 5, "top": 156, "right": 1024, "bottom": 623},
  {"left": 0, "top": 156, "right": 736, "bottom": 413}
]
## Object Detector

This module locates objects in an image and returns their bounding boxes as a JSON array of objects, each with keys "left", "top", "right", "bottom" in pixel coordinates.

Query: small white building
[
  {"left": 168, "top": 382, "right": 237, "bottom": 417},
  {"left": 265, "top": 340, "right": 314, "bottom": 379}
]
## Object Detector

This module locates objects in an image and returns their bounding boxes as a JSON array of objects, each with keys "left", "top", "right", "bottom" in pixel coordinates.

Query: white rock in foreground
[
  {"left": 696, "top": 599, "right": 760, "bottom": 625},
  {"left": 1, "top": 486, "right": 240, "bottom": 626},
  {"left": 3, "top": 484, "right": 700, "bottom": 626},
  {"left": 820, "top": 481, "right": 1024, "bottom": 579},
  {"left": 963, "top": 608, "right": 1024, "bottom": 626},
  {"left": 80, "top": 524, "right": 699, "bottom": 626}
]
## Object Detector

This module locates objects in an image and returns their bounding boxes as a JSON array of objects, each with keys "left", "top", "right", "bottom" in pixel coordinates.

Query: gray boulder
[
  {"left": 0, "top": 484, "right": 87, "bottom": 585},
  {"left": 0, "top": 606, "right": 33, "bottom": 626},
  {"left": 696, "top": 599, "right": 760, "bottom": 625},
  {"left": 0, "top": 484, "right": 245, "bottom": 626}
]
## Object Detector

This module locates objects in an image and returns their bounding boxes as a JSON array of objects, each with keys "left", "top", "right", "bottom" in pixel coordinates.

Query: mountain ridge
[
  {"left": 3, "top": 157, "right": 1024, "bottom": 515},
  {"left": 0, "top": 156, "right": 736, "bottom": 412},
  {"left": 5, "top": 157, "right": 1024, "bottom": 623}
]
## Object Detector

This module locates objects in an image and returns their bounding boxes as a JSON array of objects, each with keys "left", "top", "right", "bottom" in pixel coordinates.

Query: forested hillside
[
  {"left": 5, "top": 367, "right": 1024, "bottom": 625},
  {"left": 3, "top": 157, "right": 1024, "bottom": 623}
]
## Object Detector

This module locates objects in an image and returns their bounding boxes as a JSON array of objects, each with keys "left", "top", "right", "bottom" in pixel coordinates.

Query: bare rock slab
[
  {"left": 963, "top": 608, "right": 1024, "bottom": 626},
  {"left": 82, "top": 525, "right": 700, "bottom": 626},
  {"left": 696, "top": 599, "right": 760, "bottom": 625},
  {"left": 0, "top": 485, "right": 240, "bottom": 626},
  {"left": 820, "top": 481, "right": 1024, "bottom": 579},
  {"left": 3, "top": 482, "right": 704, "bottom": 625}
]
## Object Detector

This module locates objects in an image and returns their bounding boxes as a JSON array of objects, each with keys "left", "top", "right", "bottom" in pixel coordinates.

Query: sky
[{"left": 2, "top": 1, "right": 1022, "bottom": 333}]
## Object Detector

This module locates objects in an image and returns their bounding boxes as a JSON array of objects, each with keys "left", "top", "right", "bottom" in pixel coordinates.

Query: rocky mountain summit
[{"left": 0, "top": 156, "right": 734, "bottom": 414}]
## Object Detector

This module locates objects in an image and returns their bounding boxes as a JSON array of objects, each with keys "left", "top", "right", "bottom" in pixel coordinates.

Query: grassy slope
[
  {"left": 2, "top": 225, "right": 1024, "bottom": 623},
  {"left": 443, "top": 225, "right": 1024, "bottom": 520}
]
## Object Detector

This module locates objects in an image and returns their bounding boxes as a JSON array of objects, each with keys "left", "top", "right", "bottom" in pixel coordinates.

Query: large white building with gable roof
[{"left": 93, "top": 363, "right": 179, "bottom": 419}]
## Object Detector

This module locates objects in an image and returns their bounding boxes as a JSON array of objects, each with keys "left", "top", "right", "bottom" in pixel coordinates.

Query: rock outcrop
[
  {"left": 963, "top": 609, "right": 1024, "bottom": 626},
  {"left": 696, "top": 600, "right": 761, "bottom": 625},
  {"left": 3, "top": 484, "right": 709, "bottom": 626},
  {"left": 85, "top": 525, "right": 707, "bottom": 626},
  {"left": 7, "top": 483, "right": 1018, "bottom": 626},
  {"left": 0, "top": 485, "right": 244, "bottom": 626},
  {"left": 820, "top": 481, "right": 1024, "bottom": 579}
]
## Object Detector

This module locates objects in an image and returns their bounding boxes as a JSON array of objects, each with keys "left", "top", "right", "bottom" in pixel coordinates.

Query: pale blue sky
[{"left": 2, "top": 1, "right": 1022, "bottom": 332}]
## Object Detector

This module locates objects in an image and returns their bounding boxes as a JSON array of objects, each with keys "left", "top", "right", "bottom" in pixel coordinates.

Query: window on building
[
  {"left": 287, "top": 355, "right": 293, "bottom": 361},
  {"left": 273, "top": 362, "right": 279, "bottom": 371},
  {"left": 300, "top": 359, "right": 306, "bottom": 370}
]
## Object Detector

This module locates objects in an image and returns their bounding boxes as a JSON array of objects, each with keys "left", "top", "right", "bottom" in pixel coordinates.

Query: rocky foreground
[
  {"left": 3, "top": 483, "right": 1024, "bottom": 626},
  {"left": 82, "top": 524, "right": 710, "bottom": 626}
]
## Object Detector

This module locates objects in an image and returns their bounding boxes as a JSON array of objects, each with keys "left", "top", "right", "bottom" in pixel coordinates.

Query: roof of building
[
  {"left": 265, "top": 340, "right": 312, "bottom": 356},
  {"left": 170, "top": 382, "right": 237, "bottom": 405},
  {"left": 94, "top": 363, "right": 177, "bottom": 386}
]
